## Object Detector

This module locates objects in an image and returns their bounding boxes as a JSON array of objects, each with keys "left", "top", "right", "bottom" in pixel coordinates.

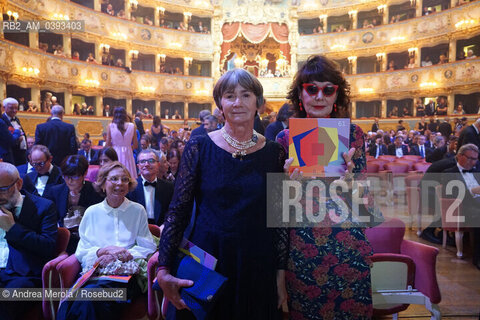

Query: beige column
[
  {"left": 184, "top": 58, "right": 190, "bottom": 76},
  {"left": 449, "top": 38, "right": 457, "bottom": 62},
  {"left": 351, "top": 13, "right": 358, "bottom": 30},
  {"left": 451, "top": 0, "right": 456, "bottom": 8},
  {"left": 95, "top": 96, "right": 103, "bottom": 116},
  {"left": 125, "top": 0, "right": 131, "bottom": 19},
  {"left": 154, "top": 8, "right": 160, "bottom": 26},
  {"left": 381, "top": 100, "right": 387, "bottom": 118},
  {"left": 155, "top": 100, "right": 161, "bottom": 117},
  {"left": 184, "top": 101, "right": 189, "bottom": 119},
  {"left": 64, "top": 90, "right": 73, "bottom": 115},
  {"left": 350, "top": 59, "right": 357, "bottom": 75},
  {"left": 414, "top": 51, "right": 421, "bottom": 67},
  {"left": 155, "top": 54, "right": 161, "bottom": 73},
  {"left": 125, "top": 51, "right": 132, "bottom": 68},
  {"left": 93, "top": 0, "right": 101, "bottom": 11},
  {"left": 126, "top": 97, "right": 132, "bottom": 115},
  {"left": 351, "top": 101, "right": 357, "bottom": 119},
  {"left": 381, "top": 57, "right": 387, "bottom": 72},
  {"left": 29, "top": 32, "right": 39, "bottom": 49},
  {"left": 0, "top": 78, "right": 6, "bottom": 100},
  {"left": 0, "top": 13, "right": 3, "bottom": 38},
  {"left": 382, "top": 11, "right": 389, "bottom": 25},
  {"left": 31, "top": 87, "right": 41, "bottom": 108},
  {"left": 416, "top": 1, "right": 422, "bottom": 17},
  {"left": 94, "top": 41, "right": 101, "bottom": 61},
  {"left": 447, "top": 93, "right": 455, "bottom": 114},
  {"left": 63, "top": 34, "right": 71, "bottom": 58}
]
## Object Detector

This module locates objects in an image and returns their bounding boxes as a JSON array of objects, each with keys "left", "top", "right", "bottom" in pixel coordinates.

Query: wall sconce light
[
  {"left": 408, "top": 47, "right": 417, "bottom": 58},
  {"left": 455, "top": 19, "right": 476, "bottom": 29},
  {"left": 377, "top": 5, "right": 386, "bottom": 14},
  {"left": 331, "top": 44, "right": 346, "bottom": 50},
  {"left": 276, "top": 56, "right": 288, "bottom": 73},
  {"left": 184, "top": 12, "right": 192, "bottom": 23},
  {"left": 359, "top": 88, "right": 374, "bottom": 93},
  {"left": 85, "top": 79, "right": 100, "bottom": 86},
  {"left": 259, "top": 58, "right": 269, "bottom": 70},
  {"left": 7, "top": 11, "right": 19, "bottom": 21},
  {"left": 410, "top": 0, "right": 416, "bottom": 7},
  {"left": 420, "top": 81, "right": 437, "bottom": 87},
  {"left": 100, "top": 44, "right": 110, "bottom": 55},
  {"left": 142, "top": 86, "right": 155, "bottom": 92},
  {"left": 184, "top": 57, "right": 193, "bottom": 66},
  {"left": 376, "top": 52, "right": 385, "bottom": 62},
  {"left": 169, "top": 42, "right": 182, "bottom": 49},
  {"left": 53, "top": 13, "right": 69, "bottom": 20},
  {"left": 130, "top": 50, "right": 139, "bottom": 61},
  {"left": 348, "top": 10, "right": 357, "bottom": 19},
  {"left": 22, "top": 66, "right": 40, "bottom": 75},
  {"left": 129, "top": 0, "right": 138, "bottom": 12},
  {"left": 390, "top": 36, "right": 406, "bottom": 42},
  {"left": 112, "top": 32, "right": 127, "bottom": 40},
  {"left": 157, "top": 7, "right": 165, "bottom": 16},
  {"left": 234, "top": 55, "right": 246, "bottom": 68},
  {"left": 347, "top": 56, "right": 357, "bottom": 64},
  {"left": 157, "top": 53, "right": 166, "bottom": 63}
]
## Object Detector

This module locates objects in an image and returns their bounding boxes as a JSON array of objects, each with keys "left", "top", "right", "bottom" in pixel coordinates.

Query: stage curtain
[{"left": 222, "top": 22, "right": 241, "bottom": 42}]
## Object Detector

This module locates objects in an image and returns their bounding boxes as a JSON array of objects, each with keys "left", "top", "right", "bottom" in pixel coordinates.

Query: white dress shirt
[
  {"left": 141, "top": 176, "right": 156, "bottom": 220},
  {"left": 75, "top": 198, "right": 156, "bottom": 272},
  {"left": 396, "top": 147, "right": 404, "bottom": 157},
  {"left": 0, "top": 195, "right": 24, "bottom": 268},
  {"left": 418, "top": 144, "right": 425, "bottom": 158},
  {"left": 35, "top": 164, "right": 54, "bottom": 196},
  {"left": 457, "top": 163, "right": 480, "bottom": 198}
]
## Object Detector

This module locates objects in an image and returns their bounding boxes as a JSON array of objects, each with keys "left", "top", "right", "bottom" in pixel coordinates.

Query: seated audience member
[
  {"left": 103, "top": 104, "right": 111, "bottom": 117},
  {"left": 158, "top": 137, "right": 169, "bottom": 155},
  {"left": 115, "top": 59, "right": 124, "bottom": 67},
  {"left": 166, "top": 149, "right": 181, "bottom": 180},
  {"left": 86, "top": 53, "right": 97, "bottom": 63},
  {"left": 406, "top": 57, "right": 416, "bottom": 68},
  {"left": 172, "top": 110, "right": 182, "bottom": 119},
  {"left": 53, "top": 45, "right": 66, "bottom": 57},
  {"left": 397, "top": 120, "right": 406, "bottom": 131},
  {"left": 466, "top": 49, "right": 477, "bottom": 59},
  {"left": 127, "top": 150, "right": 173, "bottom": 226},
  {"left": 444, "top": 136, "right": 458, "bottom": 159},
  {"left": 105, "top": 3, "right": 114, "bottom": 15},
  {"left": 421, "top": 56, "right": 433, "bottom": 67},
  {"left": 438, "top": 117, "right": 453, "bottom": 138},
  {"left": 98, "top": 147, "right": 118, "bottom": 168},
  {"left": 438, "top": 54, "right": 448, "bottom": 64},
  {"left": 453, "top": 102, "right": 465, "bottom": 115},
  {"left": 156, "top": 152, "right": 172, "bottom": 181},
  {"left": 140, "top": 134, "right": 151, "bottom": 150},
  {"left": 57, "top": 161, "right": 156, "bottom": 320},
  {"left": 44, "top": 155, "right": 103, "bottom": 253},
  {"left": 388, "top": 135, "right": 409, "bottom": 157},
  {"left": 78, "top": 139, "right": 99, "bottom": 165},
  {"left": 435, "top": 97, "right": 448, "bottom": 116},
  {"left": 368, "top": 134, "right": 388, "bottom": 158},
  {"left": 388, "top": 106, "right": 399, "bottom": 117},
  {"left": 72, "top": 51, "right": 80, "bottom": 60},
  {"left": 144, "top": 16, "right": 153, "bottom": 26},
  {"left": 402, "top": 107, "right": 411, "bottom": 117},
  {"left": 387, "top": 60, "right": 396, "bottom": 71},
  {"left": 24, "top": 145, "right": 64, "bottom": 196},
  {"left": 0, "top": 162, "right": 57, "bottom": 320},
  {"left": 265, "top": 103, "right": 293, "bottom": 141},
  {"left": 427, "top": 117, "right": 438, "bottom": 132},
  {"left": 410, "top": 135, "right": 432, "bottom": 159},
  {"left": 117, "top": 10, "right": 126, "bottom": 19},
  {"left": 426, "top": 135, "right": 447, "bottom": 163}
]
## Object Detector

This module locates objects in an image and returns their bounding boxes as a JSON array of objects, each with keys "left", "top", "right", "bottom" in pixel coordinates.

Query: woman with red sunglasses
[{"left": 277, "top": 55, "right": 374, "bottom": 319}]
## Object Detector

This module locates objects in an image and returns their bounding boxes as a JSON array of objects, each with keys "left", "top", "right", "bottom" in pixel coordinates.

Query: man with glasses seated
[
  {"left": 0, "top": 162, "right": 58, "bottom": 320},
  {"left": 24, "top": 144, "right": 64, "bottom": 197},
  {"left": 44, "top": 155, "right": 104, "bottom": 254},
  {"left": 127, "top": 150, "right": 173, "bottom": 227}
]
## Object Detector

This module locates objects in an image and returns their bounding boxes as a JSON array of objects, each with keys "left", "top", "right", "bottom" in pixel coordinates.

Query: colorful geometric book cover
[
  {"left": 289, "top": 118, "right": 350, "bottom": 177},
  {"left": 178, "top": 238, "right": 217, "bottom": 270}
]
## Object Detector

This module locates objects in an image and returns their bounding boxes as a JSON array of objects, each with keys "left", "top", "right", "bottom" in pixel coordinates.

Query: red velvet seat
[
  {"left": 366, "top": 218, "right": 441, "bottom": 319},
  {"left": 413, "top": 162, "right": 431, "bottom": 173},
  {"left": 401, "top": 155, "right": 423, "bottom": 162},
  {"left": 378, "top": 155, "right": 397, "bottom": 162}
]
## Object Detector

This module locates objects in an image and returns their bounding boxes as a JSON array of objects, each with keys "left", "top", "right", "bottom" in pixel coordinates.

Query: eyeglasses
[
  {"left": 64, "top": 175, "right": 82, "bottom": 181},
  {"left": 0, "top": 179, "right": 18, "bottom": 194},
  {"left": 107, "top": 176, "right": 130, "bottom": 184},
  {"left": 138, "top": 159, "right": 158, "bottom": 165},
  {"left": 302, "top": 83, "right": 339, "bottom": 97},
  {"left": 31, "top": 161, "right": 47, "bottom": 167}
]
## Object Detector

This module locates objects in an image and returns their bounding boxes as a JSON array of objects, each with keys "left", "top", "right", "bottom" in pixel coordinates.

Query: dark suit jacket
[
  {"left": 127, "top": 177, "right": 174, "bottom": 226},
  {"left": 0, "top": 118, "right": 20, "bottom": 164},
  {"left": 1, "top": 113, "right": 26, "bottom": 165},
  {"left": 457, "top": 125, "right": 480, "bottom": 154},
  {"left": 438, "top": 122, "right": 452, "bottom": 138},
  {"left": 254, "top": 115, "right": 265, "bottom": 135},
  {"left": 425, "top": 103, "right": 436, "bottom": 116},
  {"left": 44, "top": 181, "right": 104, "bottom": 227},
  {"left": 426, "top": 146, "right": 447, "bottom": 163},
  {"left": 371, "top": 123, "right": 379, "bottom": 132},
  {"left": 368, "top": 144, "right": 388, "bottom": 157},
  {"left": 35, "top": 118, "right": 78, "bottom": 165},
  {"left": 4, "top": 192, "right": 57, "bottom": 277},
  {"left": 24, "top": 165, "right": 64, "bottom": 196},
  {"left": 135, "top": 117, "right": 145, "bottom": 136},
  {"left": 98, "top": 140, "right": 106, "bottom": 146},
  {"left": 191, "top": 124, "right": 207, "bottom": 137},
  {"left": 78, "top": 149, "right": 99, "bottom": 165},
  {"left": 388, "top": 144, "right": 409, "bottom": 156},
  {"left": 410, "top": 144, "right": 432, "bottom": 158},
  {"left": 265, "top": 121, "right": 284, "bottom": 141}
]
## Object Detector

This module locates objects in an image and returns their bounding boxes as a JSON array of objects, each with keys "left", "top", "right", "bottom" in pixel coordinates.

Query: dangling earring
[
  {"left": 299, "top": 101, "right": 304, "bottom": 111},
  {"left": 333, "top": 103, "right": 337, "bottom": 113}
]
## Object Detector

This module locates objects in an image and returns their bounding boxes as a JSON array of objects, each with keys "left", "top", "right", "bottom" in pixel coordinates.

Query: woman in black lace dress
[{"left": 156, "top": 68, "right": 287, "bottom": 320}]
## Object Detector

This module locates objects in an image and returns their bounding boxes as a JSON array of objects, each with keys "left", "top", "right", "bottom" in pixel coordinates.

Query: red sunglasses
[{"left": 302, "top": 83, "right": 339, "bottom": 97}]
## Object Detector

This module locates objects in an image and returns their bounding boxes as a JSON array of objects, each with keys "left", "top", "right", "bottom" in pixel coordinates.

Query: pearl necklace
[{"left": 221, "top": 127, "right": 258, "bottom": 158}]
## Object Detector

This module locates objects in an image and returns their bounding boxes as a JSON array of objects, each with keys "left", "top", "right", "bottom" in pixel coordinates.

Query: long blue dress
[{"left": 158, "top": 134, "right": 287, "bottom": 320}]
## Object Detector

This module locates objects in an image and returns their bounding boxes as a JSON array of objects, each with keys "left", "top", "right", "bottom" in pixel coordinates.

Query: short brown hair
[
  {"left": 31, "top": 144, "right": 52, "bottom": 159},
  {"left": 94, "top": 161, "right": 137, "bottom": 195}
]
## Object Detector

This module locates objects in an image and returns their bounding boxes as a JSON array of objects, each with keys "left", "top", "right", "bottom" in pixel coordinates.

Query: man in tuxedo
[
  {"left": 0, "top": 162, "right": 58, "bottom": 320},
  {"left": 368, "top": 134, "right": 387, "bottom": 158},
  {"left": 24, "top": 145, "right": 64, "bottom": 197},
  {"left": 35, "top": 105, "right": 78, "bottom": 166},
  {"left": 102, "top": 104, "right": 111, "bottom": 117},
  {"left": 135, "top": 112, "right": 145, "bottom": 136},
  {"left": 2, "top": 98, "right": 27, "bottom": 165},
  {"left": 371, "top": 118, "right": 379, "bottom": 132},
  {"left": 457, "top": 118, "right": 480, "bottom": 156},
  {"left": 388, "top": 135, "right": 409, "bottom": 157},
  {"left": 442, "top": 144, "right": 480, "bottom": 265},
  {"left": 438, "top": 117, "right": 452, "bottom": 138},
  {"left": 426, "top": 135, "right": 446, "bottom": 163},
  {"left": 0, "top": 118, "right": 21, "bottom": 164},
  {"left": 78, "top": 139, "right": 99, "bottom": 165},
  {"left": 97, "top": 132, "right": 107, "bottom": 147},
  {"left": 410, "top": 135, "right": 432, "bottom": 159},
  {"left": 127, "top": 150, "right": 173, "bottom": 226},
  {"left": 191, "top": 109, "right": 211, "bottom": 137},
  {"left": 425, "top": 99, "right": 436, "bottom": 116}
]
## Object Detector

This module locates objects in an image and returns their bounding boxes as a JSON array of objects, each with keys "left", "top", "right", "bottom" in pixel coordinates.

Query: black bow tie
[
  {"left": 462, "top": 169, "right": 473, "bottom": 173},
  {"left": 38, "top": 172, "right": 50, "bottom": 177},
  {"left": 11, "top": 117, "right": 18, "bottom": 122},
  {"left": 144, "top": 181, "right": 157, "bottom": 187}
]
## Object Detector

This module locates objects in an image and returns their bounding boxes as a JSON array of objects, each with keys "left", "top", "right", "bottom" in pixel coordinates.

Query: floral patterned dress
[{"left": 277, "top": 124, "right": 374, "bottom": 320}]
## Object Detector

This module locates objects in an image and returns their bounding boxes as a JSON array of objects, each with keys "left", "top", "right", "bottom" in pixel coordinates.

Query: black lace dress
[{"left": 158, "top": 135, "right": 287, "bottom": 320}]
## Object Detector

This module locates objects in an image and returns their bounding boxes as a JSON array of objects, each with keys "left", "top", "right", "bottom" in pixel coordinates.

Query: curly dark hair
[{"left": 287, "top": 55, "right": 350, "bottom": 118}]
